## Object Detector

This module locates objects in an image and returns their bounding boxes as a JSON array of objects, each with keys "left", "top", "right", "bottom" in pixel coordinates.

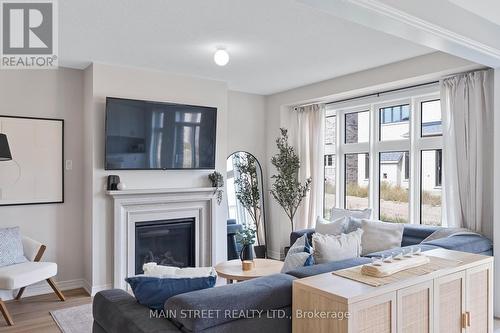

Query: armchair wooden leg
[
  {"left": 15, "top": 287, "right": 25, "bottom": 300},
  {"left": 46, "top": 278, "right": 65, "bottom": 301},
  {"left": 0, "top": 299, "right": 14, "bottom": 326}
]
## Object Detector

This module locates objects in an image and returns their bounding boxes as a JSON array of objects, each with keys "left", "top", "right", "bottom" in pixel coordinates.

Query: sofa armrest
[
  {"left": 290, "top": 228, "right": 315, "bottom": 247},
  {"left": 165, "top": 273, "right": 295, "bottom": 332},
  {"left": 93, "top": 289, "right": 181, "bottom": 333},
  {"left": 22, "top": 236, "right": 45, "bottom": 262},
  {"left": 422, "top": 235, "right": 492, "bottom": 254}
]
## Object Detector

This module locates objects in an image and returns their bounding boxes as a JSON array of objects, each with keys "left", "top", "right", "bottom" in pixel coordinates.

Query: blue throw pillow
[
  {"left": 281, "top": 235, "right": 315, "bottom": 273},
  {"left": 125, "top": 275, "right": 217, "bottom": 310}
]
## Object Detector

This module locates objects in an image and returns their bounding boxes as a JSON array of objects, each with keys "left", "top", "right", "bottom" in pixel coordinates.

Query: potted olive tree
[
  {"left": 234, "top": 153, "right": 266, "bottom": 258},
  {"left": 270, "top": 128, "right": 311, "bottom": 233}
]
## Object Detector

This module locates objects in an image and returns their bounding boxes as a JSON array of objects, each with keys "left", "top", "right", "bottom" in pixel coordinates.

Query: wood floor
[{"left": 0, "top": 289, "right": 91, "bottom": 333}]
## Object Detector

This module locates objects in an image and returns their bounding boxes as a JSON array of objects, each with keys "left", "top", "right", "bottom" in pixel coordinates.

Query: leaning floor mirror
[{"left": 226, "top": 151, "right": 267, "bottom": 258}]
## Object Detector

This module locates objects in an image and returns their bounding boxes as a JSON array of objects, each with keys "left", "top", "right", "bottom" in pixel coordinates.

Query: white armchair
[{"left": 0, "top": 236, "right": 65, "bottom": 326}]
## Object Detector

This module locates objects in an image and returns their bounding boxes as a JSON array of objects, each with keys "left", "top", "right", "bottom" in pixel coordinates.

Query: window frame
[{"left": 324, "top": 85, "right": 443, "bottom": 225}]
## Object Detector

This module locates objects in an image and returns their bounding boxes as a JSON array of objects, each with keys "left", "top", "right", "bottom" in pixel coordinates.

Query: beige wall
[
  {"left": 265, "top": 52, "right": 477, "bottom": 258},
  {"left": 0, "top": 68, "right": 85, "bottom": 296},
  {"left": 84, "top": 63, "right": 230, "bottom": 292}
]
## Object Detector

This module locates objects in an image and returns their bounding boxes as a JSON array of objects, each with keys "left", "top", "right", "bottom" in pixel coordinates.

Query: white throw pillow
[
  {"left": 312, "top": 229, "right": 363, "bottom": 264},
  {"left": 330, "top": 208, "right": 372, "bottom": 221},
  {"left": 360, "top": 219, "right": 404, "bottom": 255},
  {"left": 315, "top": 216, "right": 346, "bottom": 235},
  {"left": 281, "top": 235, "right": 314, "bottom": 273}
]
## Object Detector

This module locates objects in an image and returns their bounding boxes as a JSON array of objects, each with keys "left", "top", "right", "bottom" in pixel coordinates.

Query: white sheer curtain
[
  {"left": 294, "top": 103, "right": 325, "bottom": 230},
  {"left": 441, "top": 70, "right": 493, "bottom": 237}
]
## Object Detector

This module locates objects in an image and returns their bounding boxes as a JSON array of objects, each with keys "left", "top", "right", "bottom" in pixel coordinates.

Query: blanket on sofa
[{"left": 421, "top": 227, "right": 481, "bottom": 243}]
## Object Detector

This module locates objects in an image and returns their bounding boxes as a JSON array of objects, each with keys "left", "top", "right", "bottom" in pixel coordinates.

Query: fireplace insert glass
[{"left": 135, "top": 218, "right": 195, "bottom": 274}]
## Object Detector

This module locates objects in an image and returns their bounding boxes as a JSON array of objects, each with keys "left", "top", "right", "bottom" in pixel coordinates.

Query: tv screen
[{"left": 105, "top": 97, "right": 217, "bottom": 170}]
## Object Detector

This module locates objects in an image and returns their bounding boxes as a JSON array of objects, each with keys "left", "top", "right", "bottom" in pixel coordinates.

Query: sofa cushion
[
  {"left": 315, "top": 216, "right": 346, "bottom": 235},
  {"left": 286, "top": 257, "right": 372, "bottom": 278},
  {"left": 363, "top": 244, "right": 440, "bottom": 258},
  {"left": 423, "top": 235, "right": 492, "bottom": 254},
  {"left": 0, "top": 261, "right": 57, "bottom": 289},
  {"left": 360, "top": 220, "right": 404, "bottom": 255},
  {"left": 165, "top": 273, "right": 295, "bottom": 332},
  {"left": 290, "top": 228, "right": 315, "bottom": 248},
  {"left": 126, "top": 274, "right": 216, "bottom": 310},
  {"left": 312, "top": 229, "right": 363, "bottom": 264},
  {"left": 0, "top": 227, "right": 27, "bottom": 267},
  {"left": 93, "top": 289, "right": 181, "bottom": 333},
  {"left": 330, "top": 208, "right": 371, "bottom": 221}
]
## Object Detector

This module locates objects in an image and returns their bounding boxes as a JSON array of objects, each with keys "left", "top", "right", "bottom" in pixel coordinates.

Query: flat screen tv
[{"left": 105, "top": 97, "right": 217, "bottom": 170}]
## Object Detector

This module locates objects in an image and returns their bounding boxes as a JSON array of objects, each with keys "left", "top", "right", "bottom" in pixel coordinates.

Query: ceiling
[
  {"left": 60, "top": 0, "right": 432, "bottom": 95},
  {"left": 449, "top": 0, "right": 500, "bottom": 27}
]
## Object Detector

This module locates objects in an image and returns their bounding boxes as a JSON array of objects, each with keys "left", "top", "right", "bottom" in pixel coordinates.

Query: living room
[{"left": 0, "top": 0, "right": 499, "bottom": 332}]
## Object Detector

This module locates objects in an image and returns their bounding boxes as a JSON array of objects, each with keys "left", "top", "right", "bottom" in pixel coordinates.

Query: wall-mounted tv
[{"left": 105, "top": 97, "right": 217, "bottom": 170}]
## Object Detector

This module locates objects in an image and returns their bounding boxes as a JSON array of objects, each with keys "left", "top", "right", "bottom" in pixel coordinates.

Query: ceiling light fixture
[{"left": 214, "top": 49, "right": 229, "bottom": 66}]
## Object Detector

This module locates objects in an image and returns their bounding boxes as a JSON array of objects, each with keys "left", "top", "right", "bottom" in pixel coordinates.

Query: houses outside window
[{"left": 323, "top": 85, "right": 443, "bottom": 225}]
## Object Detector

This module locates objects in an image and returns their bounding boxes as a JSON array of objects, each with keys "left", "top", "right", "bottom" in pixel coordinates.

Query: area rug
[{"left": 50, "top": 303, "right": 93, "bottom": 333}]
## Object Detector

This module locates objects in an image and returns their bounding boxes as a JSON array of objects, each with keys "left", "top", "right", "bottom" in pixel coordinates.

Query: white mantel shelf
[{"left": 106, "top": 187, "right": 216, "bottom": 197}]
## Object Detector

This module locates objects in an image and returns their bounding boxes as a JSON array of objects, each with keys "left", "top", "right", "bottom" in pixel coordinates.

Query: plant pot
[
  {"left": 239, "top": 245, "right": 254, "bottom": 261},
  {"left": 284, "top": 246, "right": 291, "bottom": 258},
  {"left": 253, "top": 245, "right": 266, "bottom": 258}
]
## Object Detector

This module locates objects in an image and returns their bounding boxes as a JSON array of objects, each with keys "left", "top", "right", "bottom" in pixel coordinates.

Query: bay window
[{"left": 323, "top": 85, "right": 444, "bottom": 225}]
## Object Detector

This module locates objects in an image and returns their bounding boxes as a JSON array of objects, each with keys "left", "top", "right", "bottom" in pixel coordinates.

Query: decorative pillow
[
  {"left": 0, "top": 227, "right": 27, "bottom": 267},
  {"left": 315, "top": 216, "right": 346, "bottom": 235},
  {"left": 330, "top": 208, "right": 372, "bottom": 221},
  {"left": 345, "top": 217, "right": 363, "bottom": 233},
  {"left": 360, "top": 219, "right": 404, "bottom": 255},
  {"left": 126, "top": 272, "right": 217, "bottom": 310},
  {"left": 312, "top": 229, "right": 363, "bottom": 264},
  {"left": 281, "top": 235, "right": 314, "bottom": 273}
]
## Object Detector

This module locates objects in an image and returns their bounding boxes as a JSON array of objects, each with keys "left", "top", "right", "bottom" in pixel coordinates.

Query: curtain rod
[
  {"left": 293, "top": 80, "right": 438, "bottom": 109},
  {"left": 326, "top": 80, "right": 439, "bottom": 106}
]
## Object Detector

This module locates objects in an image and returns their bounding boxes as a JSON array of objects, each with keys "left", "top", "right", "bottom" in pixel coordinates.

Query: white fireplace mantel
[{"left": 107, "top": 187, "right": 217, "bottom": 289}]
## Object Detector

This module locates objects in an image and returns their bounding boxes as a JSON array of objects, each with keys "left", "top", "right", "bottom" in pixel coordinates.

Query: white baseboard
[
  {"left": 0, "top": 278, "right": 88, "bottom": 301},
  {"left": 89, "top": 283, "right": 112, "bottom": 296}
]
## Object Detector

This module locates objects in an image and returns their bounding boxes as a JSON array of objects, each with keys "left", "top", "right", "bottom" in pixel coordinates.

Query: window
[
  {"left": 421, "top": 150, "right": 442, "bottom": 225},
  {"left": 345, "top": 111, "right": 369, "bottom": 144},
  {"left": 380, "top": 151, "right": 409, "bottom": 223},
  {"left": 421, "top": 100, "right": 442, "bottom": 137},
  {"left": 435, "top": 150, "right": 442, "bottom": 187},
  {"left": 324, "top": 116, "right": 336, "bottom": 219},
  {"left": 323, "top": 88, "right": 444, "bottom": 225},
  {"left": 345, "top": 153, "right": 369, "bottom": 210},
  {"left": 379, "top": 104, "right": 410, "bottom": 141}
]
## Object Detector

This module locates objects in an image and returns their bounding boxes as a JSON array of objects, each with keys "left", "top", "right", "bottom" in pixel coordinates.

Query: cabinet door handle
[
  {"left": 466, "top": 311, "right": 471, "bottom": 327},
  {"left": 462, "top": 313, "right": 468, "bottom": 329}
]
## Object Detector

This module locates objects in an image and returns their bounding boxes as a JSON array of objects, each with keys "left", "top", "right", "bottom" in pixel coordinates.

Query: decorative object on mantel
[
  {"left": 236, "top": 225, "right": 256, "bottom": 262},
  {"left": 231, "top": 151, "right": 266, "bottom": 258},
  {"left": 270, "top": 128, "right": 311, "bottom": 232},
  {"left": 117, "top": 182, "right": 126, "bottom": 190},
  {"left": 0, "top": 133, "right": 12, "bottom": 161},
  {"left": 107, "top": 175, "right": 120, "bottom": 190},
  {"left": 208, "top": 171, "right": 224, "bottom": 205}
]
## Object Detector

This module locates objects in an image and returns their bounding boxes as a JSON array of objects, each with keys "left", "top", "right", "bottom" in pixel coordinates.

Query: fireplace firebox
[{"left": 135, "top": 218, "right": 195, "bottom": 274}]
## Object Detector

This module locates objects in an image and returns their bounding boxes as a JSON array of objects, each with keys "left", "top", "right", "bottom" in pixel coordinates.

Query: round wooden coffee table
[{"left": 215, "top": 258, "right": 284, "bottom": 283}]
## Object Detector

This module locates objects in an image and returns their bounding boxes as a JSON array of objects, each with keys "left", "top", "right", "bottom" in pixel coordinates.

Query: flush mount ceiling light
[{"left": 214, "top": 49, "right": 229, "bottom": 66}]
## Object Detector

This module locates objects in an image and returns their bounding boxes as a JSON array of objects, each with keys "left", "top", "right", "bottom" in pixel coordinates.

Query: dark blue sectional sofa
[{"left": 93, "top": 225, "right": 492, "bottom": 333}]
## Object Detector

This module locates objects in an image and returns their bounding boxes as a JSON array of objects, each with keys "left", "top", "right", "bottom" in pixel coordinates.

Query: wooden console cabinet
[{"left": 293, "top": 249, "right": 493, "bottom": 333}]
